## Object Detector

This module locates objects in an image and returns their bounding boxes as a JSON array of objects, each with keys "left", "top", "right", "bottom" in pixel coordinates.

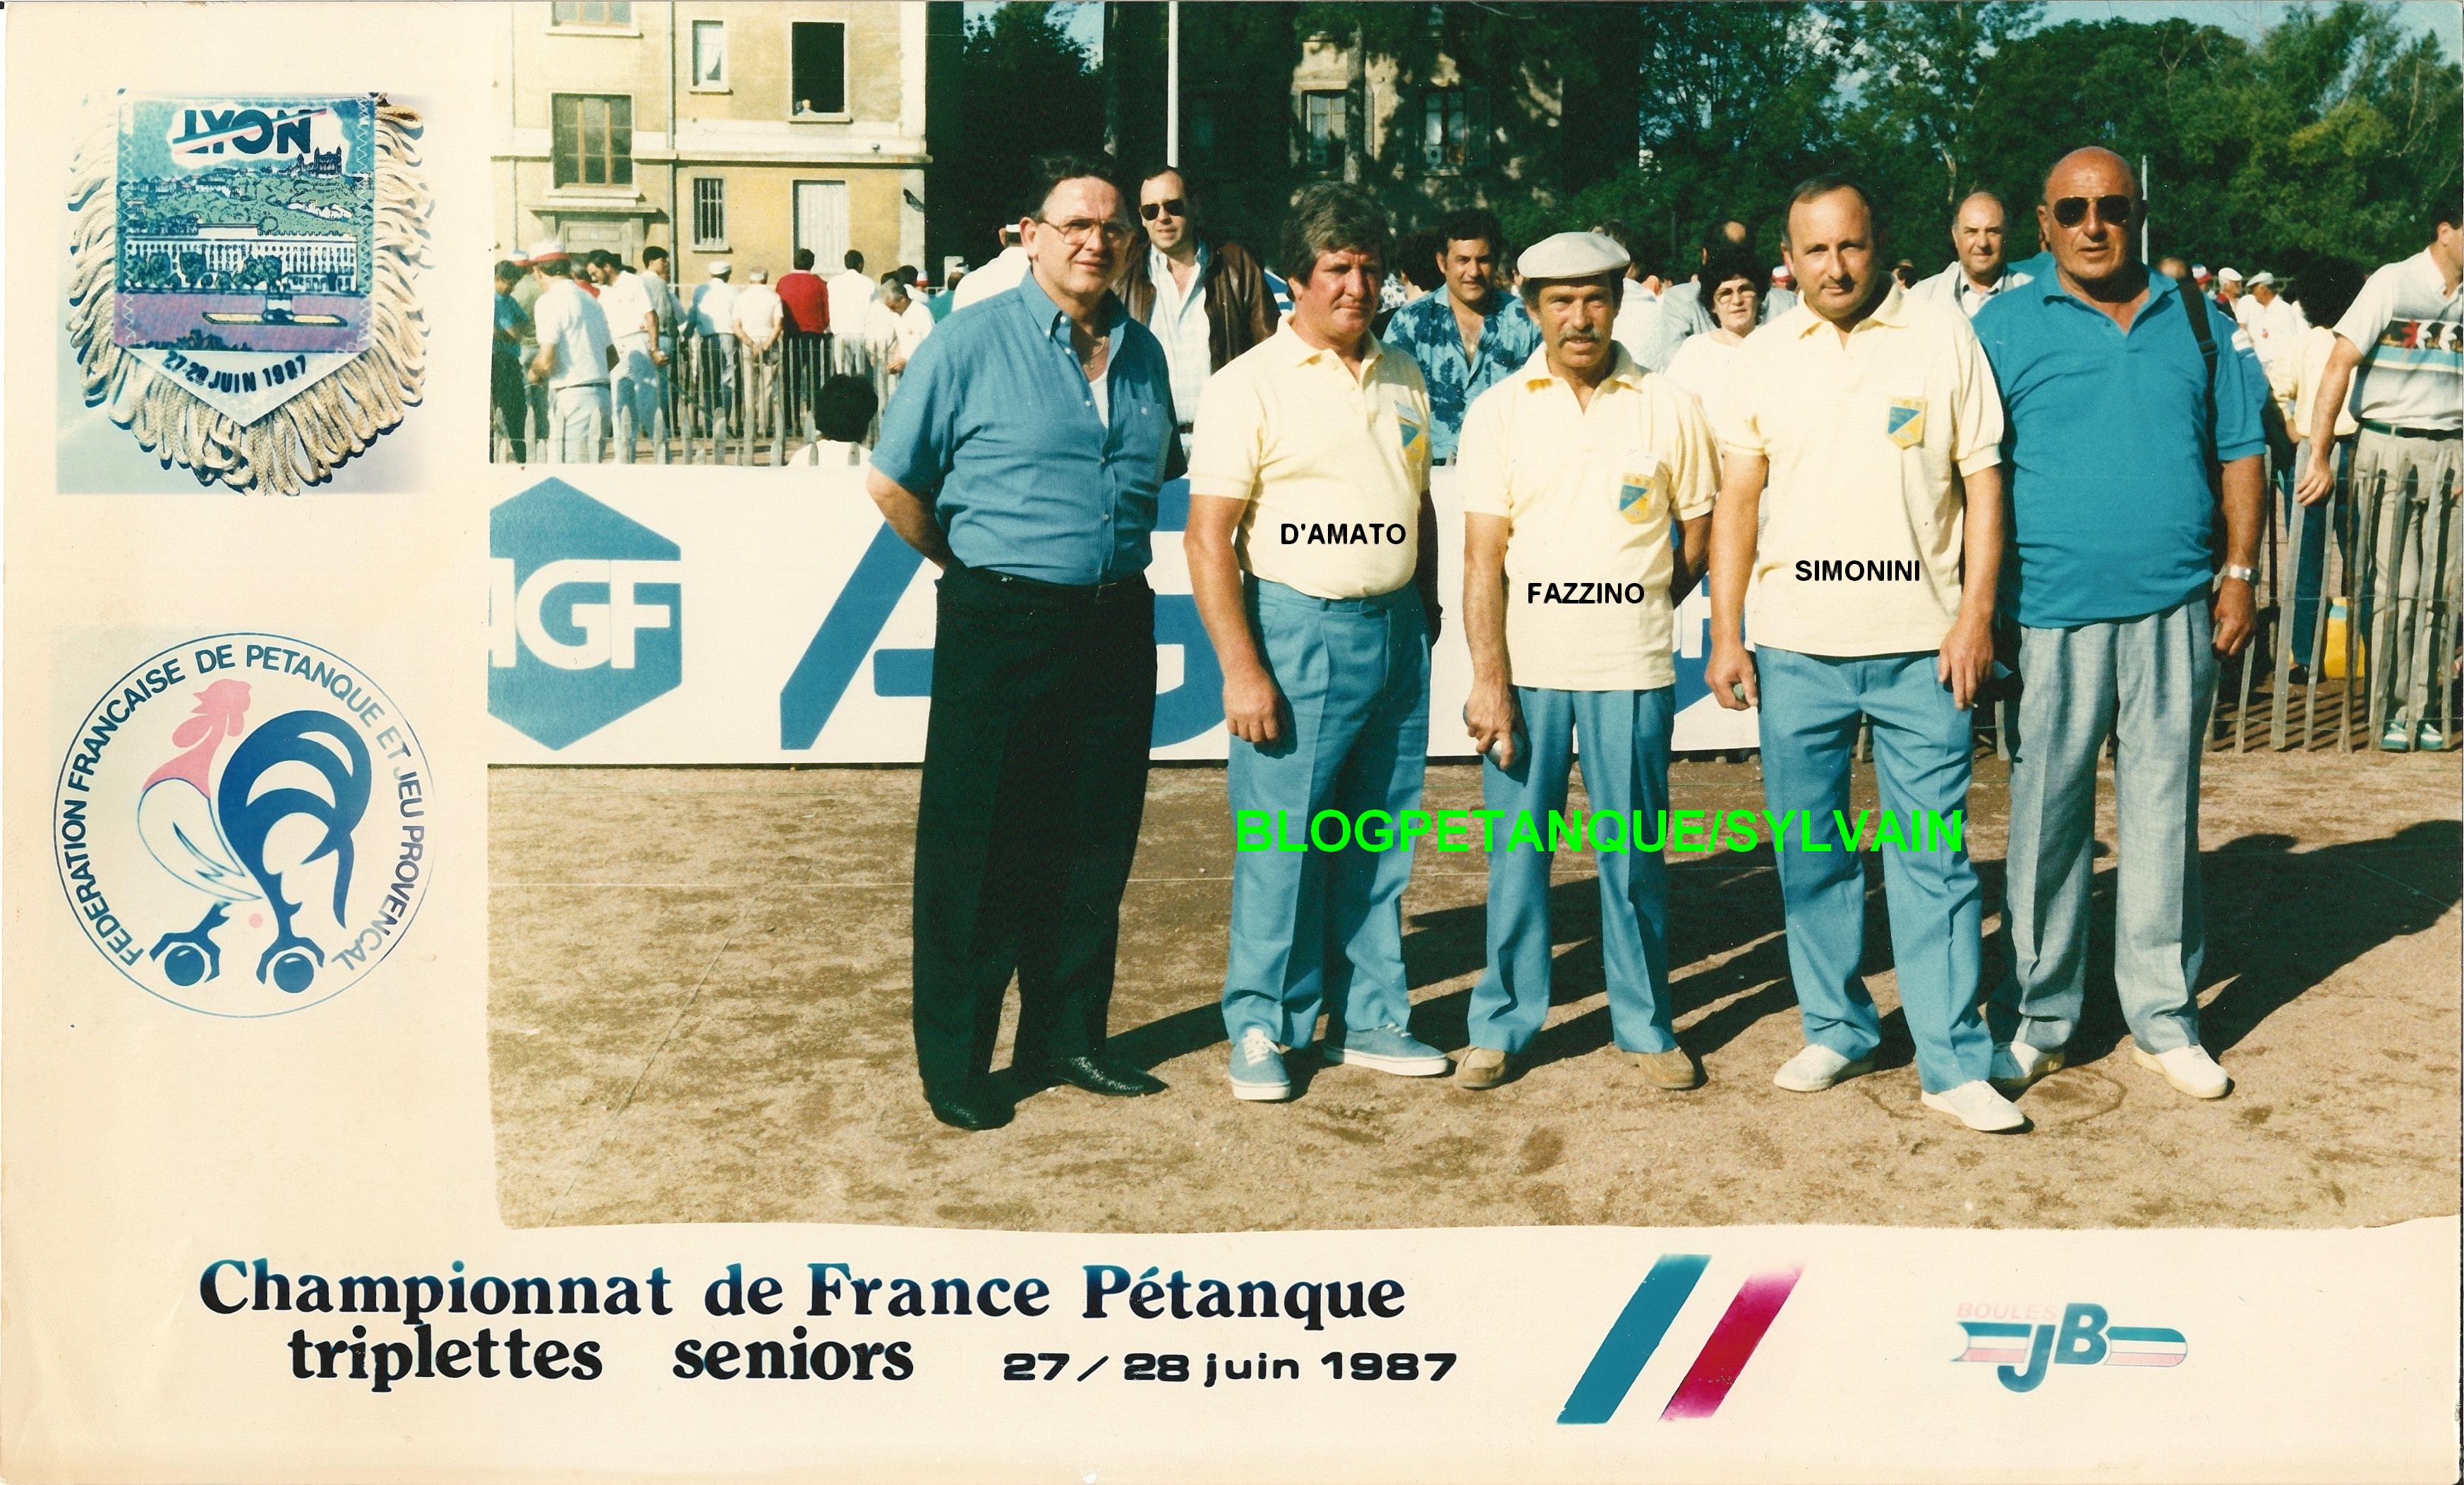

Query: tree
[
  {"left": 1847, "top": 0, "right": 2043, "bottom": 230},
  {"left": 946, "top": 4, "right": 1106, "bottom": 270}
]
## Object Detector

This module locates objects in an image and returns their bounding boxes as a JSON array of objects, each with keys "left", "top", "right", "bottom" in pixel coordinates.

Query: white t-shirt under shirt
[{"left": 2333, "top": 248, "right": 2463, "bottom": 431}]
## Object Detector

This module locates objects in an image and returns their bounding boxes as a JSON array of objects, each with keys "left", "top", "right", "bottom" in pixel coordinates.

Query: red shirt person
[{"left": 776, "top": 248, "right": 831, "bottom": 335}]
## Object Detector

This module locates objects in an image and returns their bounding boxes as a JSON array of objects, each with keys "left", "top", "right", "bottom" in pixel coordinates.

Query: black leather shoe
[
  {"left": 925, "top": 1089, "right": 1013, "bottom": 1130},
  {"left": 1028, "top": 1054, "right": 1168, "bottom": 1098}
]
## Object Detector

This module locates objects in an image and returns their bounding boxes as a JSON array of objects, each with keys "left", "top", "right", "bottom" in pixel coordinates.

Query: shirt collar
[
  {"left": 1014, "top": 265, "right": 1124, "bottom": 343},
  {"left": 1280, "top": 319, "right": 1384, "bottom": 371},
  {"left": 1514, "top": 342, "right": 1644, "bottom": 391},
  {"left": 1790, "top": 277, "right": 1907, "bottom": 336},
  {"left": 2034, "top": 260, "right": 2178, "bottom": 315}
]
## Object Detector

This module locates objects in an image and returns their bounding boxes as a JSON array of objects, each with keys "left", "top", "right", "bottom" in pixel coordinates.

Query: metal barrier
[
  {"left": 2243, "top": 442, "right": 2463, "bottom": 754},
  {"left": 491, "top": 328, "right": 899, "bottom": 467}
]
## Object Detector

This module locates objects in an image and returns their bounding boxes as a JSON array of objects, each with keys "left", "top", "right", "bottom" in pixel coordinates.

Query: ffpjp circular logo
[{"left": 52, "top": 634, "right": 433, "bottom": 1016}]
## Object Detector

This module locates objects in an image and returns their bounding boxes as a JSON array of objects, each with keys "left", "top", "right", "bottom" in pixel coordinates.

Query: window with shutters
[{"left": 551, "top": 94, "right": 633, "bottom": 188}]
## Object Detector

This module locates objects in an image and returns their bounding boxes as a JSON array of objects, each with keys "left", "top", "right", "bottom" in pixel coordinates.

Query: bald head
[
  {"left": 2043, "top": 147, "right": 2138, "bottom": 205},
  {"left": 1952, "top": 191, "right": 2009, "bottom": 287},
  {"left": 2039, "top": 147, "right": 2142, "bottom": 292}
]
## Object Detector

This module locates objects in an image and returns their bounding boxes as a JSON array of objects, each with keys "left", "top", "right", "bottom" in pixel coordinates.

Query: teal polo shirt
[{"left": 1973, "top": 264, "right": 2266, "bottom": 629}]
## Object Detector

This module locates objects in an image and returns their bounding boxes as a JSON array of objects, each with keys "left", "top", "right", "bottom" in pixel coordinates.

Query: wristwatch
[{"left": 2218, "top": 564, "right": 2257, "bottom": 584}]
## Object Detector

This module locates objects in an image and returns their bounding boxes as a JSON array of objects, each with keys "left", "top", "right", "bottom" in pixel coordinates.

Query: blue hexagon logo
[{"left": 488, "top": 478, "right": 683, "bottom": 749}]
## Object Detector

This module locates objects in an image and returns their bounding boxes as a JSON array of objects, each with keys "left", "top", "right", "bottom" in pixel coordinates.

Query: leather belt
[{"left": 2360, "top": 419, "right": 2461, "bottom": 442}]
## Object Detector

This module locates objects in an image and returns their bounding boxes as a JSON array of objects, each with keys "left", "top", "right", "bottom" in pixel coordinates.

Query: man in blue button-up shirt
[
  {"left": 1971, "top": 146, "right": 2266, "bottom": 1109},
  {"left": 867, "top": 153, "right": 1184, "bottom": 1130}
]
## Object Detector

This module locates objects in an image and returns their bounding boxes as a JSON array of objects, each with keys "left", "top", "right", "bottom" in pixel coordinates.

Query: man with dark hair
[
  {"left": 1121, "top": 167, "right": 1280, "bottom": 455},
  {"left": 1382, "top": 206, "right": 1540, "bottom": 463},
  {"left": 1913, "top": 190, "right": 2033, "bottom": 317},
  {"left": 1705, "top": 172, "right": 2022, "bottom": 1132},
  {"left": 491, "top": 258, "right": 531, "bottom": 462},
  {"left": 1643, "top": 217, "right": 1751, "bottom": 371},
  {"left": 1186, "top": 181, "right": 1445, "bottom": 1102},
  {"left": 778, "top": 246, "right": 830, "bottom": 337},
  {"left": 2295, "top": 193, "right": 2462, "bottom": 750},
  {"left": 866, "top": 152, "right": 1180, "bottom": 1130},
  {"left": 597, "top": 251, "right": 662, "bottom": 457},
  {"left": 1972, "top": 147, "right": 2269, "bottom": 1105}
]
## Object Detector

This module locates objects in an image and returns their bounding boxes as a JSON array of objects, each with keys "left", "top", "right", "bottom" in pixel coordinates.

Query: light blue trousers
[
  {"left": 1222, "top": 579, "right": 1430, "bottom": 1048},
  {"left": 1756, "top": 647, "right": 1993, "bottom": 1094},
  {"left": 1994, "top": 598, "right": 2216, "bottom": 1054},
  {"left": 1470, "top": 686, "right": 1677, "bottom": 1054}
]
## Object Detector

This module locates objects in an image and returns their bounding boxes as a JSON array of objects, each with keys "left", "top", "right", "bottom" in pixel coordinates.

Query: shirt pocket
[{"left": 1615, "top": 453, "right": 1669, "bottom": 527}]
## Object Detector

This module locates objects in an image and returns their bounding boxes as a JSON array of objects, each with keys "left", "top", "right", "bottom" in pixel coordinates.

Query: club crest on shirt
[
  {"left": 1887, "top": 397, "right": 1928, "bottom": 448},
  {"left": 1398, "top": 411, "right": 1425, "bottom": 457},
  {"left": 1618, "top": 462, "right": 1667, "bottom": 524}
]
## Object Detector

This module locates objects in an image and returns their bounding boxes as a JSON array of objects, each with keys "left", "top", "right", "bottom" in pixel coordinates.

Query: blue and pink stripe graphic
[{"left": 1558, "top": 1255, "right": 1802, "bottom": 1424}]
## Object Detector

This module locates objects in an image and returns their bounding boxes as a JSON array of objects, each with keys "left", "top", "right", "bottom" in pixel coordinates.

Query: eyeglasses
[
  {"left": 1037, "top": 217, "right": 1138, "bottom": 247},
  {"left": 1140, "top": 198, "right": 1187, "bottom": 222},
  {"left": 2051, "top": 194, "right": 2136, "bottom": 229}
]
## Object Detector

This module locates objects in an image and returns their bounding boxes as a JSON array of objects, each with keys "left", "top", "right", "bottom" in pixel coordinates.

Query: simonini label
[{"left": 52, "top": 633, "right": 433, "bottom": 1017}]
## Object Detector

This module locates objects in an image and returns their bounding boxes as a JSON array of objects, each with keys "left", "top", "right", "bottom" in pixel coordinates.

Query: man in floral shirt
[{"left": 1383, "top": 208, "right": 1540, "bottom": 463}]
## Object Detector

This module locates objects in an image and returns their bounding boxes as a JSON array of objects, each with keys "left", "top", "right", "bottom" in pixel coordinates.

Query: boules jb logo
[
  {"left": 1954, "top": 1302, "right": 2186, "bottom": 1392},
  {"left": 52, "top": 635, "right": 433, "bottom": 1016}
]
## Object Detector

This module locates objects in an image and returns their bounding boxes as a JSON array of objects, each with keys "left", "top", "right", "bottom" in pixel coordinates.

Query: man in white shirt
[
  {"left": 826, "top": 249, "right": 876, "bottom": 375},
  {"left": 2295, "top": 204, "right": 2464, "bottom": 750},
  {"left": 732, "top": 265, "right": 786, "bottom": 435},
  {"left": 690, "top": 261, "right": 741, "bottom": 433},
  {"left": 1911, "top": 191, "right": 2034, "bottom": 317},
  {"left": 2235, "top": 271, "right": 2311, "bottom": 410},
  {"left": 640, "top": 246, "right": 683, "bottom": 432},
  {"left": 527, "top": 256, "right": 615, "bottom": 462},
  {"left": 593, "top": 251, "right": 661, "bottom": 457},
  {"left": 871, "top": 272, "right": 935, "bottom": 387},
  {"left": 952, "top": 224, "right": 1031, "bottom": 311}
]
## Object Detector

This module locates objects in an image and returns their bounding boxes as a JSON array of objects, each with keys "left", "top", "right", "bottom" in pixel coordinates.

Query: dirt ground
[{"left": 488, "top": 750, "right": 2460, "bottom": 1233}]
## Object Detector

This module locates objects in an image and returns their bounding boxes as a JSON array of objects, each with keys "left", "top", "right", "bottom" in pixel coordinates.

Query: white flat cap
[
  {"left": 1517, "top": 230, "right": 1629, "bottom": 282},
  {"left": 2246, "top": 270, "right": 2276, "bottom": 287},
  {"left": 2217, "top": 266, "right": 2243, "bottom": 283},
  {"left": 523, "top": 237, "right": 567, "bottom": 263},
  {"left": 707, "top": 260, "right": 732, "bottom": 277}
]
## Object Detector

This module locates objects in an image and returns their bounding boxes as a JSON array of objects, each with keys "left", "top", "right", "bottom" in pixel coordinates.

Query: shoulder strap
[{"left": 2177, "top": 282, "right": 2221, "bottom": 486}]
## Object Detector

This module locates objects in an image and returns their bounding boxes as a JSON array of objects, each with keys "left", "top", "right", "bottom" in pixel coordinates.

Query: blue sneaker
[
  {"left": 1228, "top": 1027, "right": 1293, "bottom": 1102},
  {"left": 2381, "top": 721, "right": 2416, "bottom": 752},
  {"left": 1336, "top": 1025, "right": 1451, "bottom": 1076}
]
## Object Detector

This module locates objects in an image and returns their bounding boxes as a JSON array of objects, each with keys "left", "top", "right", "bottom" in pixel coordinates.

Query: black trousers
[{"left": 911, "top": 564, "right": 1156, "bottom": 1099}]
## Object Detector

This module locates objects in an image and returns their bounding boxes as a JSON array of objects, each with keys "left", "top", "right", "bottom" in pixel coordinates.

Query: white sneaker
[
  {"left": 2133, "top": 1045, "right": 2231, "bottom": 1100},
  {"left": 1772, "top": 1044, "right": 1873, "bottom": 1093},
  {"left": 1988, "top": 1040, "right": 2067, "bottom": 1094},
  {"left": 1921, "top": 1080, "right": 2029, "bottom": 1132}
]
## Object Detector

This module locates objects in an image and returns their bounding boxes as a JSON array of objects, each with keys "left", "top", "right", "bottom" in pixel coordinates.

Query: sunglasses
[
  {"left": 2051, "top": 194, "right": 2135, "bottom": 229},
  {"left": 1139, "top": 198, "right": 1187, "bottom": 222}
]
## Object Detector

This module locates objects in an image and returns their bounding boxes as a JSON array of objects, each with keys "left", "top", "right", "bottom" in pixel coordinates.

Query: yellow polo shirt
[
  {"left": 1188, "top": 323, "right": 1432, "bottom": 600},
  {"left": 1716, "top": 280, "right": 2004, "bottom": 656},
  {"left": 1458, "top": 347, "right": 1720, "bottom": 690}
]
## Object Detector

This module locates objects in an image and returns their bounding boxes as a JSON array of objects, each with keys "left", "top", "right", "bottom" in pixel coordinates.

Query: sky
[{"left": 970, "top": 1, "right": 2460, "bottom": 66}]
